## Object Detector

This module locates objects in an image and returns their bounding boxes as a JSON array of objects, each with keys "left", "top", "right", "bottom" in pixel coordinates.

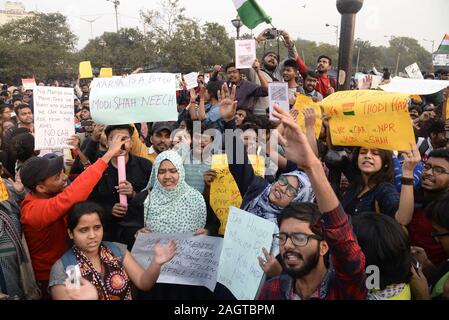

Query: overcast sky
[{"left": 9, "top": 0, "right": 449, "bottom": 52}]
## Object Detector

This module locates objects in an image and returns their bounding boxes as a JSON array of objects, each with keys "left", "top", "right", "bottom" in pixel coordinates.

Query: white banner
[
  {"left": 379, "top": 77, "right": 449, "bottom": 95},
  {"left": 33, "top": 86, "right": 75, "bottom": 150},
  {"left": 89, "top": 73, "right": 178, "bottom": 125}
]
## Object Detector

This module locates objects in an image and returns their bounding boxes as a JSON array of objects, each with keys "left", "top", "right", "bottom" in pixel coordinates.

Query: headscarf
[
  {"left": 143, "top": 151, "right": 207, "bottom": 233},
  {"left": 243, "top": 170, "right": 315, "bottom": 225}
]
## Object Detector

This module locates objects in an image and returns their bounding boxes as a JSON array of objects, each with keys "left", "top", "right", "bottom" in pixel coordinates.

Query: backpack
[{"left": 61, "top": 242, "right": 122, "bottom": 269}]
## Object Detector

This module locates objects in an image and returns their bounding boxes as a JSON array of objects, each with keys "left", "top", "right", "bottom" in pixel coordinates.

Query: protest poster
[
  {"left": 33, "top": 86, "right": 75, "bottom": 150},
  {"left": 268, "top": 82, "right": 289, "bottom": 120},
  {"left": 175, "top": 73, "right": 184, "bottom": 91},
  {"left": 22, "top": 78, "right": 36, "bottom": 90},
  {"left": 89, "top": 73, "right": 178, "bottom": 125},
  {"left": 321, "top": 90, "right": 414, "bottom": 151},
  {"left": 210, "top": 154, "right": 265, "bottom": 235},
  {"left": 217, "top": 207, "right": 277, "bottom": 300},
  {"left": 379, "top": 77, "right": 449, "bottom": 95},
  {"left": 131, "top": 233, "right": 223, "bottom": 291},
  {"left": 183, "top": 72, "right": 199, "bottom": 90},
  {"left": 293, "top": 94, "right": 322, "bottom": 139},
  {"left": 204, "top": 74, "right": 210, "bottom": 84},
  {"left": 405, "top": 63, "right": 424, "bottom": 79},
  {"left": 235, "top": 39, "right": 256, "bottom": 69},
  {"left": 99, "top": 68, "right": 113, "bottom": 78},
  {"left": 79, "top": 61, "right": 93, "bottom": 79}
]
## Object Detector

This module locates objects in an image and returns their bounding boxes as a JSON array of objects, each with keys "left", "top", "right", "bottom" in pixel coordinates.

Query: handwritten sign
[
  {"left": 79, "top": 61, "right": 93, "bottom": 79},
  {"left": 131, "top": 233, "right": 223, "bottom": 291},
  {"left": 89, "top": 73, "right": 178, "bottom": 125},
  {"left": 294, "top": 94, "right": 322, "bottom": 139},
  {"left": 268, "top": 83, "right": 289, "bottom": 120},
  {"left": 183, "top": 72, "right": 199, "bottom": 90},
  {"left": 379, "top": 77, "right": 449, "bottom": 95},
  {"left": 99, "top": 68, "right": 113, "bottom": 78},
  {"left": 235, "top": 39, "right": 256, "bottom": 69},
  {"left": 22, "top": 78, "right": 36, "bottom": 90},
  {"left": 210, "top": 154, "right": 265, "bottom": 235},
  {"left": 405, "top": 63, "right": 423, "bottom": 79},
  {"left": 321, "top": 90, "right": 414, "bottom": 151},
  {"left": 33, "top": 86, "right": 75, "bottom": 150},
  {"left": 217, "top": 207, "right": 277, "bottom": 300}
]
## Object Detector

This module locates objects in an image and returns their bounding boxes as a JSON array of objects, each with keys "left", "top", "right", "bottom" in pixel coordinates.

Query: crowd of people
[{"left": 0, "top": 27, "right": 449, "bottom": 301}]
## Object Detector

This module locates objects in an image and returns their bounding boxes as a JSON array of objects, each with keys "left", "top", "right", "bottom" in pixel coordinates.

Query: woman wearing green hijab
[{"left": 143, "top": 150, "right": 207, "bottom": 235}]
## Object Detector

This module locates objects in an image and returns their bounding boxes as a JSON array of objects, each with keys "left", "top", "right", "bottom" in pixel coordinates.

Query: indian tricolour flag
[
  {"left": 232, "top": 0, "right": 272, "bottom": 29},
  {"left": 436, "top": 34, "right": 449, "bottom": 53}
]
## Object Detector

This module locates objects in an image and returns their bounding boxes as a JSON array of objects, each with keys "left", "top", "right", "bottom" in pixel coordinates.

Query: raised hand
[
  {"left": 153, "top": 239, "right": 177, "bottom": 266},
  {"left": 401, "top": 143, "right": 421, "bottom": 178},
  {"left": 253, "top": 58, "right": 261, "bottom": 73},
  {"left": 258, "top": 247, "right": 282, "bottom": 277},
  {"left": 218, "top": 83, "right": 237, "bottom": 122},
  {"left": 66, "top": 135, "right": 81, "bottom": 149},
  {"left": 272, "top": 104, "right": 321, "bottom": 170},
  {"left": 63, "top": 278, "right": 98, "bottom": 300},
  {"left": 302, "top": 107, "right": 317, "bottom": 129}
]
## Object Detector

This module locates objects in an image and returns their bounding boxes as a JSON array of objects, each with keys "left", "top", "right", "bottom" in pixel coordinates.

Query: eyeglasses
[
  {"left": 431, "top": 231, "right": 449, "bottom": 241},
  {"left": 422, "top": 163, "right": 449, "bottom": 176},
  {"left": 273, "top": 232, "right": 322, "bottom": 247},
  {"left": 277, "top": 175, "right": 298, "bottom": 198}
]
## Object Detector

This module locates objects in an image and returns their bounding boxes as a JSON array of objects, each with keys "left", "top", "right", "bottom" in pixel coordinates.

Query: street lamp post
[
  {"left": 355, "top": 40, "right": 361, "bottom": 74},
  {"left": 385, "top": 35, "right": 402, "bottom": 76},
  {"left": 99, "top": 39, "right": 107, "bottom": 65},
  {"left": 325, "top": 23, "right": 339, "bottom": 47},
  {"left": 336, "top": 0, "right": 364, "bottom": 91},
  {"left": 231, "top": 17, "right": 243, "bottom": 40},
  {"left": 106, "top": 0, "right": 120, "bottom": 32}
]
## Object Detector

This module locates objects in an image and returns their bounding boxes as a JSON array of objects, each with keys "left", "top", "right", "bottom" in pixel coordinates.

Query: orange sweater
[{"left": 21, "top": 159, "right": 108, "bottom": 281}]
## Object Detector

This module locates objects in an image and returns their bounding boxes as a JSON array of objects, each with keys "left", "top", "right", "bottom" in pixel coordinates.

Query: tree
[
  {"left": 78, "top": 28, "right": 152, "bottom": 74},
  {"left": 0, "top": 13, "right": 77, "bottom": 82}
]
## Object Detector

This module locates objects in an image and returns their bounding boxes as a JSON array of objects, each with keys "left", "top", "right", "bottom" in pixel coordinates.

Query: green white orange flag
[{"left": 232, "top": 0, "right": 272, "bottom": 29}]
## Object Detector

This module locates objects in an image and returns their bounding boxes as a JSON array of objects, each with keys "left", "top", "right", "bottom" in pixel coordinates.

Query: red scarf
[{"left": 73, "top": 244, "right": 132, "bottom": 300}]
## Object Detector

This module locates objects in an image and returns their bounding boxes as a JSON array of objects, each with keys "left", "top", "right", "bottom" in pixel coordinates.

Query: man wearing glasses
[
  {"left": 257, "top": 105, "right": 367, "bottom": 300},
  {"left": 409, "top": 149, "right": 449, "bottom": 270}
]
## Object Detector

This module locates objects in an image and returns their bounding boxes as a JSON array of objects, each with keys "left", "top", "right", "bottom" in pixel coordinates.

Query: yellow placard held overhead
[
  {"left": 293, "top": 94, "right": 322, "bottom": 139},
  {"left": 210, "top": 154, "right": 265, "bottom": 235},
  {"left": 99, "top": 68, "right": 113, "bottom": 78},
  {"left": 320, "top": 90, "right": 415, "bottom": 151},
  {"left": 79, "top": 61, "right": 93, "bottom": 79},
  {"left": 210, "top": 154, "right": 243, "bottom": 235}
]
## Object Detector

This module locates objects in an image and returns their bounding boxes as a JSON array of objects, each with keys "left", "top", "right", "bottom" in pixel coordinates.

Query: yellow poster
[
  {"left": 99, "top": 68, "right": 113, "bottom": 78},
  {"left": 293, "top": 94, "right": 322, "bottom": 139},
  {"left": 79, "top": 61, "right": 93, "bottom": 79},
  {"left": 210, "top": 154, "right": 265, "bottom": 235},
  {"left": 0, "top": 178, "right": 10, "bottom": 202},
  {"left": 320, "top": 90, "right": 414, "bottom": 151}
]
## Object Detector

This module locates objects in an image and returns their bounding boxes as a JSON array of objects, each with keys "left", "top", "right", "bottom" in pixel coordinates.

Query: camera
[{"left": 263, "top": 28, "right": 280, "bottom": 40}]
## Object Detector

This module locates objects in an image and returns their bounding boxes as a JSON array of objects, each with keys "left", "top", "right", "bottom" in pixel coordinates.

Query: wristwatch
[{"left": 400, "top": 177, "right": 414, "bottom": 185}]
